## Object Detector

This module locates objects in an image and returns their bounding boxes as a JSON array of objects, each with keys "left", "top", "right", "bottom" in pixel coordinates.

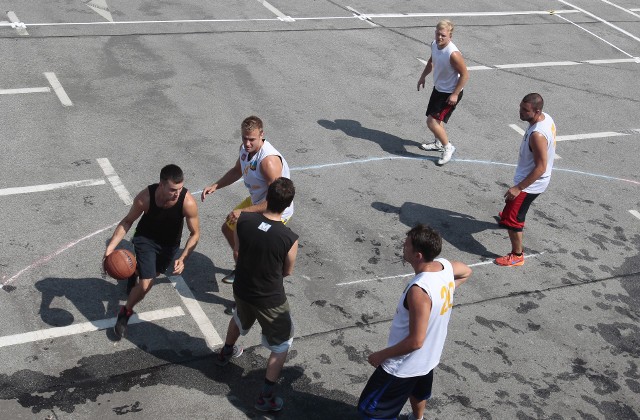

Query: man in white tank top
[
  {"left": 201, "top": 116, "right": 294, "bottom": 286},
  {"left": 358, "top": 225, "right": 472, "bottom": 420},
  {"left": 418, "top": 19, "right": 469, "bottom": 165},
  {"left": 496, "top": 93, "right": 556, "bottom": 267}
]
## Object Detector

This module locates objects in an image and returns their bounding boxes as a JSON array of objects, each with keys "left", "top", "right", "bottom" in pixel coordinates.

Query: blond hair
[
  {"left": 436, "top": 19, "right": 454, "bottom": 35},
  {"left": 241, "top": 116, "right": 263, "bottom": 132}
]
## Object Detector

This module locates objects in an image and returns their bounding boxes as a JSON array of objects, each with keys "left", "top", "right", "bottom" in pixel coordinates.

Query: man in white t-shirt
[
  {"left": 358, "top": 225, "right": 472, "bottom": 420},
  {"left": 496, "top": 93, "right": 556, "bottom": 267},
  {"left": 201, "top": 116, "right": 294, "bottom": 285},
  {"left": 418, "top": 19, "right": 469, "bottom": 165}
]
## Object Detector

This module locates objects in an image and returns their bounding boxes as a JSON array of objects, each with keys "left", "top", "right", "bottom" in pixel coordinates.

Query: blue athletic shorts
[{"left": 132, "top": 236, "right": 178, "bottom": 280}]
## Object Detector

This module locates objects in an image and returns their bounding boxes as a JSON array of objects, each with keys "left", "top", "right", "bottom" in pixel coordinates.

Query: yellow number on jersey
[{"left": 439, "top": 281, "right": 455, "bottom": 315}]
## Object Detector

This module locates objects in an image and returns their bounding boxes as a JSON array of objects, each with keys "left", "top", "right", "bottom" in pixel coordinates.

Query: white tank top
[
  {"left": 514, "top": 112, "right": 556, "bottom": 194},
  {"left": 381, "top": 258, "right": 455, "bottom": 378},
  {"left": 431, "top": 40, "right": 461, "bottom": 93},
  {"left": 239, "top": 140, "right": 294, "bottom": 220}
]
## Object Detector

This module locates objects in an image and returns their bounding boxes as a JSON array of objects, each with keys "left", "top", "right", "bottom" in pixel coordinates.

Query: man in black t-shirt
[
  {"left": 104, "top": 164, "right": 200, "bottom": 340},
  {"left": 215, "top": 177, "right": 299, "bottom": 413}
]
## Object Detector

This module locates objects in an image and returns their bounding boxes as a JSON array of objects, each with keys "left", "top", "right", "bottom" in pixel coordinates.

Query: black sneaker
[
  {"left": 221, "top": 270, "right": 236, "bottom": 284},
  {"left": 114, "top": 306, "right": 132, "bottom": 340},
  {"left": 126, "top": 273, "right": 138, "bottom": 295}
]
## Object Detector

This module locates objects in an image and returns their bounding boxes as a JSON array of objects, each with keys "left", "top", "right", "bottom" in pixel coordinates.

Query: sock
[
  {"left": 223, "top": 344, "right": 234, "bottom": 355},
  {"left": 262, "top": 378, "right": 276, "bottom": 396}
]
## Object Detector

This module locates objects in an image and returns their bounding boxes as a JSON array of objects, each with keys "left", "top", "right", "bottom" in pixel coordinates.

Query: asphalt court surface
[{"left": 1, "top": 0, "right": 640, "bottom": 418}]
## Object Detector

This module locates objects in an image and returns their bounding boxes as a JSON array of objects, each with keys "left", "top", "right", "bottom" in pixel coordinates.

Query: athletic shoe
[
  {"left": 419, "top": 139, "right": 444, "bottom": 152},
  {"left": 495, "top": 252, "right": 525, "bottom": 267},
  {"left": 224, "top": 304, "right": 235, "bottom": 316},
  {"left": 114, "top": 306, "right": 132, "bottom": 340},
  {"left": 215, "top": 345, "right": 244, "bottom": 366},
  {"left": 437, "top": 144, "right": 456, "bottom": 165},
  {"left": 221, "top": 270, "right": 235, "bottom": 284},
  {"left": 254, "top": 393, "right": 284, "bottom": 412},
  {"left": 126, "top": 273, "right": 137, "bottom": 295}
]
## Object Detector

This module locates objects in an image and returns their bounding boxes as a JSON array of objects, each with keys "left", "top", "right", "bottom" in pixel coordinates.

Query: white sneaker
[
  {"left": 437, "top": 144, "right": 456, "bottom": 165},
  {"left": 420, "top": 139, "right": 443, "bottom": 151}
]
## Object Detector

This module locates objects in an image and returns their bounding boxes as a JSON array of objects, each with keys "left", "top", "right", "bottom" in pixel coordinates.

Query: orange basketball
[{"left": 104, "top": 249, "right": 136, "bottom": 280}]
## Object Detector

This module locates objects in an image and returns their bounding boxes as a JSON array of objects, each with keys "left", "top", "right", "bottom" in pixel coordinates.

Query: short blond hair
[
  {"left": 241, "top": 116, "right": 263, "bottom": 132},
  {"left": 436, "top": 19, "right": 454, "bottom": 35}
]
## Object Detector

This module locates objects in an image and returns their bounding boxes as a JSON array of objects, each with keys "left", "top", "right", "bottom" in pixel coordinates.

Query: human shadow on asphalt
[
  {"left": 372, "top": 201, "right": 501, "bottom": 259},
  {"left": 317, "top": 118, "right": 431, "bottom": 160}
]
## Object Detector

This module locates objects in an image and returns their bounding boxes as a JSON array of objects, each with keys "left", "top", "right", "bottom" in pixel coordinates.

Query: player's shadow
[
  {"left": 372, "top": 201, "right": 501, "bottom": 259},
  {"left": 317, "top": 118, "right": 431, "bottom": 159}
]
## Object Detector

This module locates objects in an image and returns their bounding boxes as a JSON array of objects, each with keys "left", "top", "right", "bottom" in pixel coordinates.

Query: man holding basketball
[
  {"left": 104, "top": 164, "right": 200, "bottom": 339},
  {"left": 418, "top": 19, "right": 469, "bottom": 166},
  {"left": 495, "top": 93, "right": 556, "bottom": 267},
  {"left": 201, "top": 116, "right": 293, "bottom": 285},
  {"left": 358, "top": 225, "right": 471, "bottom": 420}
]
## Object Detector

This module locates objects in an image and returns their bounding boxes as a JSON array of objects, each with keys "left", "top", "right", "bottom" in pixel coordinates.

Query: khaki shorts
[
  {"left": 232, "top": 295, "right": 294, "bottom": 352},
  {"left": 225, "top": 196, "right": 291, "bottom": 230}
]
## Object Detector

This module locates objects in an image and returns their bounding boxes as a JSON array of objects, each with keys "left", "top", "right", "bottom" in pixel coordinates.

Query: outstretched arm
[{"left": 201, "top": 158, "right": 242, "bottom": 202}]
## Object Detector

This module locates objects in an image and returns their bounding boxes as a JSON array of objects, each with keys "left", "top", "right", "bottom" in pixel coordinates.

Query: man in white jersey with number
[
  {"left": 201, "top": 116, "right": 294, "bottom": 284},
  {"left": 418, "top": 19, "right": 469, "bottom": 166},
  {"left": 495, "top": 93, "right": 556, "bottom": 267},
  {"left": 358, "top": 224, "right": 472, "bottom": 420}
]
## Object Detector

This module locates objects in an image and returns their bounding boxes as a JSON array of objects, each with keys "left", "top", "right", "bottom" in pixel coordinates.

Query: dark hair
[
  {"left": 160, "top": 164, "right": 184, "bottom": 184},
  {"left": 406, "top": 224, "right": 442, "bottom": 262},
  {"left": 266, "top": 177, "right": 295, "bottom": 213},
  {"left": 522, "top": 93, "right": 544, "bottom": 111}
]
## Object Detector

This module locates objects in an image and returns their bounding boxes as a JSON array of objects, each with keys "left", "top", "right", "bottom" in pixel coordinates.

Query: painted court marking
[
  {"left": 558, "top": 0, "right": 640, "bottom": 44},
  {"left": 629, "top": 210, "right": 640, "bottom": 221},
  {"left": 0, "top": 87, "right": 50, "bottom": 95},
  {"left": 44, "top": 72, "right": 73, "bottom": 106},
  {"left": 97, "top": 158, "right": 134, "bottom": 205},
  {"left": 169, "top": 276, "right": 223, "bottom": 348},
  {"left": 418, "top": 57, "right": 639, "bottom": 71},
  {"left": 0, "top": 306, "right": 185, "bottom": 348},
  {"left": 336, "top": 253, "right": 545, "bottom": 286},
  {"left": 0, "top": 178, "right": 106, "bottom": 196},
  {"left": 552, "top": 13, "right": 634, "bottom": 58},
  {"left": 6, "top": 11, "right": 28, "bottom": 36},
  {"left": 255, "top": 0, "right": 294, "bottom": 22}
]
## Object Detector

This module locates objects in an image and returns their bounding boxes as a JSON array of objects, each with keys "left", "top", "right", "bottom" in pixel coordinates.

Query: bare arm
[
  {"left": 283, "top": 240, "right": 299, "bottom": 277},
  {"left": 451, "top": 261, "right": 472, "bottom": 289},
  {"left": 104, "top": 189, "right": 148, "bottom": 257},
  {"left": 417, "top": 56, "right": 433, "bottom": 91},
  {"left": 173, "top": 194, "right": 200, "bottom": 274},
  {"left": 505, "top": 132, "right": 548, "bottom": 201},
  {"left": 368, "top": 286, "right": 431, "bottom": 367},
  {"left": 447, "top": 51, "right": 468, "bottom": 105},
  {"left": 201, "top": 158, "right": 243, "bottom": 202}
]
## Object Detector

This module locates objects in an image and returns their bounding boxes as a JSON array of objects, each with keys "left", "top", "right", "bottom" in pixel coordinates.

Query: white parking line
[
  {"left": 7, "top": 11, "right": 28, "bottom": 36},
  {"left": 0, "top": 87, "right": 50, "bottom": 95},
  {"left": 418, "top": 57, "right": 640, "bottom": 71},
  {"left": 0, "top": 178, "right": 105, "bottom": 196},
  {"left": 599, "top": 0, "right": 640, "bottom": 19},
  {"left": 169, "top": 276, "right": 223, "bottom": 349},
  {"left": 558, "top": 0, "right": 640, "bottom": 43},
  {"left": 96, "top": 158, "right": 134, "bottom": 205},
  {"left": 255, "top": 0, "right": 294, "bottom": 22},
  {"left": 553, "top": 12, "right": 633, "bottom": 58},
  {"left": 0, "top": 306, "right": 185, "bottom": 348},
  {"left": 44, "top": 72, "right": 73, "bottom": 106},
  {"left": 346, "top": 6, "right": 378, "bottom": 27},
  {"left": 629, "top": 210, "right": 640, "bottom": 220},
  {"left": 336, "top": 254, "right": 544, "bottom": 286}
]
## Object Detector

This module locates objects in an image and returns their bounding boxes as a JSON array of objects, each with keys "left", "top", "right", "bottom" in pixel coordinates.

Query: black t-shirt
[
  {"left": 233, "top": 212, "right": 299, "bottom": 308},
  {"left": 134, "top": 184, "right": 186, "bottom": 247}
]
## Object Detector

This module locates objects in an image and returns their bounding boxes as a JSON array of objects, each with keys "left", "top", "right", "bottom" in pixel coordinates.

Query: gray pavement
[{"left": 1, "top": 0, "right": 639, "bottom": 419}]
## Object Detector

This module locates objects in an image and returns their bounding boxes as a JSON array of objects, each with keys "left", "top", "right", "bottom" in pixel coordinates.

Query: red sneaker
[{"left": 495, "top": 252, "right": 525, "bottom": 266}]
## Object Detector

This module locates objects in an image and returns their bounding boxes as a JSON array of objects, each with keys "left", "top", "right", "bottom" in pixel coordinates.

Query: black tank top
[{"left": 134, "top": 184, "right": 187, "bottom": 246}]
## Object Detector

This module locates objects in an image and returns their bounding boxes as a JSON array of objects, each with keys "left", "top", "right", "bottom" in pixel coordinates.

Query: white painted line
[
  {"left": 509, "top": 124, "right": 526, "bottom": 136},
  {"left": 598, "top": 0, "right": 640, "bottom": 19},
  {"left": 467, "top": 65, "right": 493, "bottom": 70},
  {"left": 337, "top": 254, "right": 545, "bottom": 286},
  {"left": 44, "top": 72, "right": 73, "bottom": 106},
  {"left": 629, "top": 210, "right": 640, "bottom": 220},
  {"left": 365, "top": 10, "right": 580, "bottom": 18},
  {"left": 85, "top": 0, "right": 114, "bottom": 22},
  {"left": 553, "top": 13, "right": 633, "bottom": 58},
  {"left": 7, "top": 11, "right": 28, "bottom": 36},
  {"left": 556, "top": 131, "right": 633, "bottom": 141},
  {"left": 96, "top": 158, "right": 133, "bottom": 205},
  {"left": 558, "top": 0, "right": 640, "bottom": 43},
  {"left": 497, "top": 61, "right": 580, "bottom": 69},
  {"left": 0, "top": 87, "right": 50, "bottom": 95},
  {"left": 0, "top": 306, "right": 185, "bottom": 348},
  {"left": 346, "top": 6, "right": 378, "bottom": 27},
  {"left": 255, "top": 0, "right": 294, "bottom": 22},
  {"left": 169, "top": 276, "right": 223, "bottom": 349},
  {"left": 417, "top": 58, "right": 428, "bottom": 66},
  {"left": 0, "top": 179, "right": 105, "bottom": 196}
]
